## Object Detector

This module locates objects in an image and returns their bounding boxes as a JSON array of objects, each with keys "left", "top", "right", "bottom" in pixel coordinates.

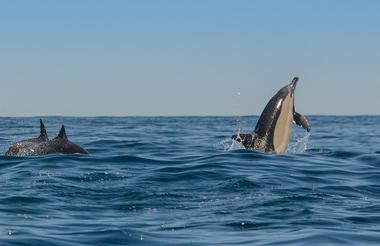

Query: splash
[
  {"left": 218, "top": 134, "right": 245, "bottom": 152},
  {"left": 228, "top": 139, "right": 246, "bottom": 151},
  {"left": 288, "top": 131, "right": 310, "bottom": 154}
]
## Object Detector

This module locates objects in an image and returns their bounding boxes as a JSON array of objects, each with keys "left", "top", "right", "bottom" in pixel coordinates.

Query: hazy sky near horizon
[{"left": 1, "top": 0, "right": 379, "bottom": 116}]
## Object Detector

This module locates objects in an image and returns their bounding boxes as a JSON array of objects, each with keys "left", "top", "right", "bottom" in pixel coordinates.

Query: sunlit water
[{"left": 0, "top": 116, "right": 380, "bottom": 245}]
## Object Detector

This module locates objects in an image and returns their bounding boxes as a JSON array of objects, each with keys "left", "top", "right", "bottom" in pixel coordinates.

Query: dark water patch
[
  {"left": 354, "top": 154, "right": 380, "bottom": 167},
  {"left": 321, "top": 150, "right": 364, "bottom": 159},
  {"left": 86, "top": 155, "right": 187, "bottom": 166},
  {"left": 211, "top": 177, "right": 262, "bottom": 192},
  {"left": 1, "top": 196, "right": 50, "bottom": 205}
]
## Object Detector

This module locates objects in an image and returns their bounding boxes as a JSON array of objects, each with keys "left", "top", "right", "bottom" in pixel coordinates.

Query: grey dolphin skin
[
  {"left": 232, "top": 77, "right": 310, "bottom": 154},
  {"left": 5, "top": 120, "right": 88, "bottom": 157},
  {"left": 5, "top": 119, "right": 48, "bottom": 156}
]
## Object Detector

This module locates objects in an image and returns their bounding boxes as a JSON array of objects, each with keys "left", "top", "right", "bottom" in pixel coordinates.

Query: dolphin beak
[{"left": 290, "top": 77, "right": 299, "bottom": 93}]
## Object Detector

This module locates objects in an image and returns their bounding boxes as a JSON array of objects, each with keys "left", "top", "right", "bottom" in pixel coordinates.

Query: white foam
[{"left": 288, "top": 131, "right": 310, "bottom": 154}]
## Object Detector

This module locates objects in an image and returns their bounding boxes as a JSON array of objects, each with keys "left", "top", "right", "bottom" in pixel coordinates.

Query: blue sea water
[{"left": 0, "top": 116, "right": 380, "bottom": 246}]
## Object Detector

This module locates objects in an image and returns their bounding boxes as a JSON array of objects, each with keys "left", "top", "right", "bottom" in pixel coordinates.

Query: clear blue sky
[{"left": 1, "top": 0, "right": 379, "bottom": 116}]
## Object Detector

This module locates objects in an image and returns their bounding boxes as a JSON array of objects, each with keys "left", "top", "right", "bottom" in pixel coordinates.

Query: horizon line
[{"left": 0, "top": 114, "right": 379, "bottom": 118}]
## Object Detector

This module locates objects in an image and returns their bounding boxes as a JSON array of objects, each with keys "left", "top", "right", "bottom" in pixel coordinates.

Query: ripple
[{"left": 1, "top": 116, "right": 380, "bottom": 245}]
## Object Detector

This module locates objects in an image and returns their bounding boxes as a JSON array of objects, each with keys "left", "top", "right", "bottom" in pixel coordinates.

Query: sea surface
[{"left": 0, "top": 116, "right": 380, "bottom": 246}]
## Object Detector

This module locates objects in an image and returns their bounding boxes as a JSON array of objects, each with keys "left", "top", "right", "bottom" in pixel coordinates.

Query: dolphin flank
[
  {"left": 5, "top": 120, "right": 88, "bottom": 157},
  {"left": 232, "top": 77, "right": 310, "bottom": 154}
]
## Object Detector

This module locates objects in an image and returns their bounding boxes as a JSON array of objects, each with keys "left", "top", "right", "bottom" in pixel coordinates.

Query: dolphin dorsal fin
[
  {"left": 39, "top": 119, "right": 48, "bottom": 140},
  {"left": 57, "top": 125, "right": 68, "bottom": 140}
]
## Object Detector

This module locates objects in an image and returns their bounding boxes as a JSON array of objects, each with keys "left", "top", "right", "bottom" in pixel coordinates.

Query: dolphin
[
  {"left": 37, "top": 125, "right": 89, "bottom": 155},
  {"left": 232, "top": 77, "right": 310, "bottom": 154},
  {"left": 5, "top": 120, "right": 88, "bottom": 157}
]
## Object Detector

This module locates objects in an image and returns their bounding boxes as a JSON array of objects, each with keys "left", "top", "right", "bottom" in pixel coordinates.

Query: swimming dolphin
[
  {"left": 37, "top": 125, "right": 89, "bottom": 155},
  {"left": 5, "top": 120, "right": 88, "bottom": 157},
  {"left": 232, "top": 77, "right": 310, "bottom": 154}
]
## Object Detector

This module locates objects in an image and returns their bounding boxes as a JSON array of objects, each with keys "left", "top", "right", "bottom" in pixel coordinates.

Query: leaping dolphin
[
  {"left": 5, "top": 120, "right": 88, "bottom": 157},
  {"left": 232, "top": 77, "right": 310, "bottom": 154}
]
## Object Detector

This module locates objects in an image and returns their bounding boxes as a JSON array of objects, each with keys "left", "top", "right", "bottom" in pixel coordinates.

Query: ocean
[{"left": 0, "top": 116, "right": 380, "bottom": 245}]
